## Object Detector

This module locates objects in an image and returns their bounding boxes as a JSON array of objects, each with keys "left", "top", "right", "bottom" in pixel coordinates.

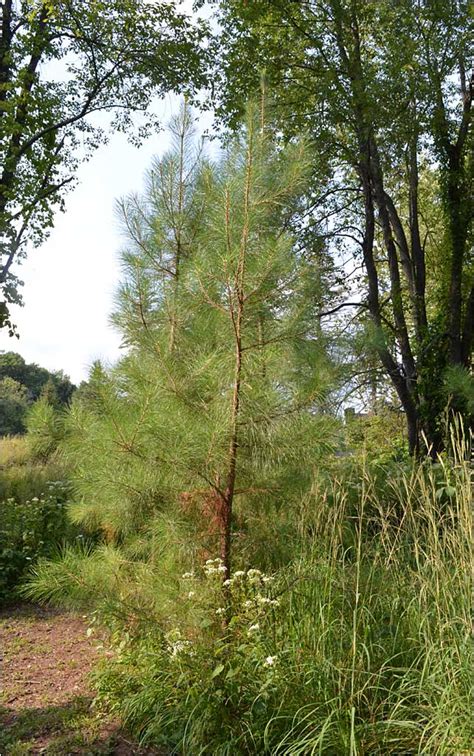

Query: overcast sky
[{"left": 0, "top": 95, "right": 213, "bottom": 384}]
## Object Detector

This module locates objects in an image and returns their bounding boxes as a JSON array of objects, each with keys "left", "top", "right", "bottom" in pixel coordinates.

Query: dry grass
[{"left": 0, "top": 436, "right": 30, "bottom": 467}]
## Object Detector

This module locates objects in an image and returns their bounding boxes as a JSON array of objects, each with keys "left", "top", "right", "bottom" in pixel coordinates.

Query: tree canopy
[{"left": 208, "top": 0, "right": 473, "bottom": 453}]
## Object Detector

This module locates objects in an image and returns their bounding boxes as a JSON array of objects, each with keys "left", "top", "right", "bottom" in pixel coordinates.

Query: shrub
[
  {"left": 0, "top": 477, "right": 82, "bottom": 605},
  {"left": 344, "top": 405, "right": 408, "bottom": 463},
  {"left": 92, "top": 562, "right": 283, "bottom": 753}
]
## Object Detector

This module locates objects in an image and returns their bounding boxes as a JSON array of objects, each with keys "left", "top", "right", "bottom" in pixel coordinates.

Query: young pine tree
[{"left": 28, "top": 104, "right": 335, "bottom": 616}]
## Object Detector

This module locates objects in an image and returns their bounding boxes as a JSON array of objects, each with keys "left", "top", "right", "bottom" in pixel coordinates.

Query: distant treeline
[{"left": 0, "top": 352, "right": 75, "bottom": 436}]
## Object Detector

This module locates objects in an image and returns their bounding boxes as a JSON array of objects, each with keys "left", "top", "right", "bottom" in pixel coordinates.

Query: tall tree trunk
[
  {"left": 368, "top": 138, "right": 417, "bottom": 393},
  {"left": 357, "top": 147, "right": 420, "bottom": 455},
  {"left": 169, "top": 102, "right": 187, "bottom": 352},
  {"left": 446, "top": 149, "right": 470, "bottom": 365},
  {"left": 430, "top": 64, "right": 472, "bottom": 365},
  {"left": 0, "top": 0, "right": 13, "bottom": 110},
  {"left": 408, "top": 131, "right": 428, "bottom": 336},
  {"left": 341, "top": 10, "right": 421, "bottom": 453},
  {"left": 218, "top": 124, "right": 252, "bottom": 575},
  {"left": 220, "top": 331, "right": 242, "bottom": 578}
]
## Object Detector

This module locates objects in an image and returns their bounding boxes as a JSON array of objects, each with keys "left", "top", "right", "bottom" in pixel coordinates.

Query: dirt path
[{"left": 0, "top": 604, "right": 156, "bottom": 755}]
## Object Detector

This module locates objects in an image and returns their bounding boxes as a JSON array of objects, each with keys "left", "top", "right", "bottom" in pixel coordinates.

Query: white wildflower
[
  {"left": 247, "top": 569, "right": 262, "bottom": 580},
  {"left": 264, "top": 655, "right": 277, "bottom": 667},
  {"left": 247, "top": 569, "right": 262, "bottom": 583},
  {"left": 165, "top": 629, "right": 192, "bottom": 659},
  {"left": 170, "top": 639, "right": 191, "bottom": 658},
  {"left": 244, "top": 600, "right": 254, "bottom": 609},
  {"left": 262, "top": 576, "right": 274, "bottom": 584},
  {"left": 270, "top": 599, "right": 280, "bottom": 607},
  {"left": 215, "top": 607, "right": 226, "bottom": 616},
  {"left": 223, "top": 579, "right": 232, "bottom": 586},
  {"left": 182, "top": 572, "right": 194, "bottom": 579},
  {"left": 248, "top": 623, "right": 260, "bottom": 634},
  {"left": 256, "top": 596, "right": 272, "bottom": 606},
  {"left": 232, "top": 570, "right": 246, "bottom": 579},
  {"left": 187, "top": 591, "right": 196, "bottom": 599},
  {"left": 204, "top": 558, "right": 226, "bottom": 576}
]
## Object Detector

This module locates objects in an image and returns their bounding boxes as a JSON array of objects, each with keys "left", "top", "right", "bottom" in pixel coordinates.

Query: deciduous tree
[
  {"left": 209, "top": 0, "right": 473, "bottom": 454},
  {"left": 0, "top": 0, "right": 207, "bottom": 328}
]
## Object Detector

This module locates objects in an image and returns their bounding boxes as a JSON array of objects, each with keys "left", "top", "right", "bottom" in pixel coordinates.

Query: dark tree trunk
[
  {"left": 446, "top": 156, "right": 470, "bottom": 365},
  {"left": 461, "top": 286, "right": 474, "bottom": 368},
  {"left": 408, "top": 133, "right": 428, "bottom": 337},
  {"left": 357, "top": 143, "right": 420, "bottom": 456},
  {"left": 0, "top": 0, "right": 13, "bottom": 108},
  {"left": 431, "top": 66, "right": 472, "bottom": 365}
]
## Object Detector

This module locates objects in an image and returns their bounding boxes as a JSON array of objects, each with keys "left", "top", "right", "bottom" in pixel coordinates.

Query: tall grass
[
  {"left": 264, "top": 439, "right": 472, "bottom": 755},
  {"left": 0, "top": 434, "right": 67, "bottom": 501},
  {"left": 0, "top": 435, "right": 30, "bottom": 467},
  {"left": 26, "top": 431, "right": 473, "bottom": 754}
]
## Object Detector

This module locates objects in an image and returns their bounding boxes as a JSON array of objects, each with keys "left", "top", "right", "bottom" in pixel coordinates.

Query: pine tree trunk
[
  {"left": 220, "top": 342, "right": 242, "bottom": 578},
  {"left": 169, "top": 102, "right": 187, "bottom": 352},
  {"left": 218, "top": 132, "right": 253, "bottom": 579}
]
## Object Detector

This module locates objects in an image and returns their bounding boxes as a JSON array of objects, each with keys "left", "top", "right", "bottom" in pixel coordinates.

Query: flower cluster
[
  {"left": 242, "top": 596, "right": 279, "bottom": 608},
  {"left": 223, "top": 567, "right": 275, "bottom": 588},
  {"left": 165, "top": 630, "right": 192, "bottom": 660},
  {"left": 173, "top": 560, "right": 282, "bottom": 678},
  {"left": 203, "top": 558, "right": 227, "bottom": 576},
  {"left": 264, "top": 655, "right": 277, "bottom": 667}
]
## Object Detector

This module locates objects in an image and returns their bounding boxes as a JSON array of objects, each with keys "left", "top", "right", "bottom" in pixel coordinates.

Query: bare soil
[{"left": 0, "top": 604, "right": 158, "bottom": 755}]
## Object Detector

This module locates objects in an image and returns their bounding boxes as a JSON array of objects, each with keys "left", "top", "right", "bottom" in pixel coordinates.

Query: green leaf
[{"left": 211, "top": 663, "right": 225, "bottom": 679}]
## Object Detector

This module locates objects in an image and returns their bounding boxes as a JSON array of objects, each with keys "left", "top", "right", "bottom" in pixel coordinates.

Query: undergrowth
[
  {"left": 0, "top": 436, "right": 81, "bottom": 605},
  {"left": 25, "top": 432, "right": 473, "bottom": 755}
]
